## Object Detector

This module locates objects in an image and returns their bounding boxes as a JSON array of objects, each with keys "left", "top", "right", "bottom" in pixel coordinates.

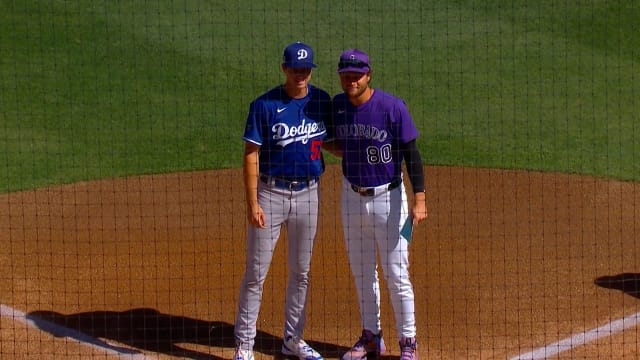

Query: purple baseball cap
[
  {"left": 282, "top": 41, "right": 317, "bottom": 68},
  {"left": 337, "top": 49, "right": 371, "bottom": 73}
]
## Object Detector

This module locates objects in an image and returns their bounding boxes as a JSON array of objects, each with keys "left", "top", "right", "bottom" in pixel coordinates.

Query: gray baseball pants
[{"left": 234, "top": 180, "right": 319, "bottom": 349}]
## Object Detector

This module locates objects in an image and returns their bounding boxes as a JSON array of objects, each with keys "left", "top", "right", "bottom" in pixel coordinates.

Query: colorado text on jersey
[{"left": 336, "top": 123, "right": 388, "bottom": 142}]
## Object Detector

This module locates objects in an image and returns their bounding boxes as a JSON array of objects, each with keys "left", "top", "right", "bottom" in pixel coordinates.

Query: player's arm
[
  {"left": 243, "top": 142, "right": 265, "bottom": 228},
  {"left": 401, "top": 139, "right": 428, "bottom": 224}
]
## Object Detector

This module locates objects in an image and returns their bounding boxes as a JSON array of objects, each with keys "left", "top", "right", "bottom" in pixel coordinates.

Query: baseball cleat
[
  {"left": 341, "top": 329, "right": 386, "bottom": 360},
  {"left": 399, "top": 336, "right": 417, "bottom": 360},
  {"left": 282, "top": 335, "right": 323, "bottom": 360},
  {"left": 233, "top": 347, "right": 254, "bottom": 360}
]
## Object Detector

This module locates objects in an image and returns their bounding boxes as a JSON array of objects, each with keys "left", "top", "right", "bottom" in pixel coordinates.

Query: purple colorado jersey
[
  {"left": 330, "top": 89, "right": 419, "bottom": 187},
  {"left": 243, "top": 84, "right": 330, "bottom": 179}
]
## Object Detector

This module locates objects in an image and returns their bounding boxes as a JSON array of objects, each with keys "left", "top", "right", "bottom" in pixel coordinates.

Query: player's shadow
[
  {"left": 594, "top": 273, "right": 640, "bottom": 298},
  {"left": 27, "top": 308, "right": 348, "bottom": 359}
]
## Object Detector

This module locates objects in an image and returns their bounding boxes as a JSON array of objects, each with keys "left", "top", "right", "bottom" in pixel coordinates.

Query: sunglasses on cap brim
[{"left": 338, "top": 59, "right": 369, "bottom": 69}]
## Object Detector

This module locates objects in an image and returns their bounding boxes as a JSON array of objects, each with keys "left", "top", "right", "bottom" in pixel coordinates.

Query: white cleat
[
  {"left": 233, "top": 347, "right": 254, "bottom": 360},
  {"left": 282, "top": 335, "right": 323, "bottom": 360}
]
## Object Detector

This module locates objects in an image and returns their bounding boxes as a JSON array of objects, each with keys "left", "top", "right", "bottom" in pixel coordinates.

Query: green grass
[{"left": 1, "top": 0, "right": 638, "bottom": 193}]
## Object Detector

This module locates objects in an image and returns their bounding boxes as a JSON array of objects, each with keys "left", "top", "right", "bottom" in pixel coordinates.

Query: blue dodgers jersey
[
  {"left": 243, "top": 85, "right": 330, "bottom": 179},
  {"left": 330, "top": 89, "right": 419, "bottom": 187}
]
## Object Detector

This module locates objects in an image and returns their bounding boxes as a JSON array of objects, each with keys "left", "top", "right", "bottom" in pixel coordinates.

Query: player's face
[
  {"left": 339, "top": 71, "right": 370, "bottom": 99},
  {"left": 284, "top": 66, "right": 312, "bottom": 89}
]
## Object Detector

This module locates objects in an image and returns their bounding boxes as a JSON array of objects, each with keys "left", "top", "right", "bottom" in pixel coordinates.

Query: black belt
[
  {"left": 350, "top": 178, "right": 402, "bottom": 196},
  {"left": 260, "top": 175, "right": 318, "bottom": 191}
]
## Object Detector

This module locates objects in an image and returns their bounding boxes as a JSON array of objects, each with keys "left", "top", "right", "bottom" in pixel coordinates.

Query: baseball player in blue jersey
[
  {"left": 233, "top": 42, "right": 331, "bottom": 360},
  {"left": 325, "top": 49, "right": 428, "bottom": 360}
]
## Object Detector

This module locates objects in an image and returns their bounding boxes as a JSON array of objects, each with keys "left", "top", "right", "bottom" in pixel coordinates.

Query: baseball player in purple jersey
[
  {"left": 325, "top": 49, "right": 428, "bottom": 360},
  {"left": 233, "top": 42, "right": 330, "bottom": 360}
]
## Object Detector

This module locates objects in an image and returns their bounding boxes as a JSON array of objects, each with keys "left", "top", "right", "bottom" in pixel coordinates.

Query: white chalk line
[
  {"left": 511, "top": 310, "right": 640, "bottom": 359},
  {"left": 0, "top": 303, "right": 154, "bottom": 359}
]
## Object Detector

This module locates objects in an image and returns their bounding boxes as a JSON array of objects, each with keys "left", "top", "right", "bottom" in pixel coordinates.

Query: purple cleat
[{"left": 341, "top": 330, "right": 386, "bottom": 360}]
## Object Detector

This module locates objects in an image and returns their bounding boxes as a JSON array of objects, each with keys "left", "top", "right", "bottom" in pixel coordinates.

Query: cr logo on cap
[{"left": 297, "top": 49, "right": 309, "bottom": 60}]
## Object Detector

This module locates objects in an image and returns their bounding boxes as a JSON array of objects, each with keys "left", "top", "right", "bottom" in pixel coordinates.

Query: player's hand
[
  {"left": 247, "top": 204, "right": 266, "bottom": 229},
  {"left": 411, "top": 196, "right": 428, "bottom": 225}
]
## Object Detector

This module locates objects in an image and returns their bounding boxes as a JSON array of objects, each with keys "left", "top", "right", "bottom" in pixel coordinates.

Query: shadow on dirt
[
  {"left": 594, "top": 273, "right": 640, "bottom": 298},
  {"left": 27, "top": 308, "right": 348, "bottom": 359}
]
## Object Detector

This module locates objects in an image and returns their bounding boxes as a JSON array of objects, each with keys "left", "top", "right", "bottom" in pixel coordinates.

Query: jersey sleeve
[
  {"left": 395, "top": 100, "right": 419, "bottom": 144},
  {"left": 242, "top": 100, "right": 266, "bottom": 146}
]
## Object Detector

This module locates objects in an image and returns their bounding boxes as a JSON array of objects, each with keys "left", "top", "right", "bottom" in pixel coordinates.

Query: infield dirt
[{"left": 1, "top": 164, "right": 639, "bottom": 359}]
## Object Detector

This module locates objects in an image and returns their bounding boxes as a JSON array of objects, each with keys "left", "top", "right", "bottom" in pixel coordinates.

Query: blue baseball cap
[
  {"left": 337, "top": 49, "right": 371, "bottom": 73},
  {"left": 282, "top": 41, "right": 317, "bottom": 68}
]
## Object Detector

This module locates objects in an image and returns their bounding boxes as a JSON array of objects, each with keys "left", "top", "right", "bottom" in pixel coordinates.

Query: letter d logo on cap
[{"left": 282, "top": 42, "right": 317, "bottom": 68}]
